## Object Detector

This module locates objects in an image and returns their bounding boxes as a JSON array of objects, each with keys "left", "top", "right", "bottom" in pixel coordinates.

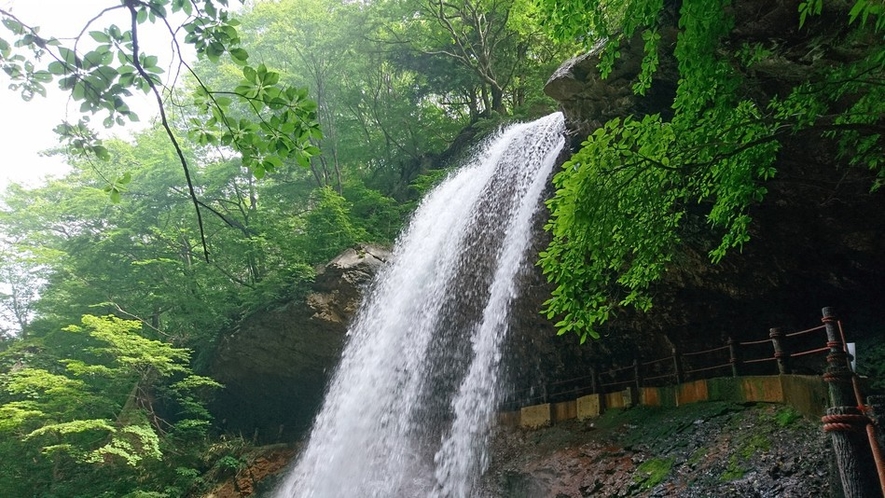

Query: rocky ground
[
  {"left": 478, "top": 401, "right": 835, "bottom": 497},
  {"left": 203, "top": 445, "right": 296, "bottom": 498},
  {"left": 208, "top": 401, "right": 837, "bottom": 497}
]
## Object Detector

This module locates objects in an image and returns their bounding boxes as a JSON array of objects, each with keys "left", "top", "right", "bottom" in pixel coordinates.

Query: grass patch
[
  {"left": 741, "top": 434, "right": 770, "bottom": 459},
  {"left": 720, "top": 455, "right": 745, "bottom": 481},
  {"left": 774, "top": 406, "right": 802, "bottom": 427},
  {"left": 634, "top": 457, "right": 674, "bottom": 489}
]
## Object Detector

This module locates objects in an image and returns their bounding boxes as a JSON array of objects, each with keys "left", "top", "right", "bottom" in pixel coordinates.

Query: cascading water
[{"left": 275, "top": 113, "right": 565, "bottom": 498}]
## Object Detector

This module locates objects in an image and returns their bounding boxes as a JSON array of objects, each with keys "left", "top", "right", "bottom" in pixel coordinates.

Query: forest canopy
[{"left": 0, "top": 0, "right": 567, "bottom": 494}]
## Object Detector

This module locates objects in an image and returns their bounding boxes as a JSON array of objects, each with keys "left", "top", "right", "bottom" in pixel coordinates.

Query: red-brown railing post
[
  {"left": 821, "top": 307, "right": 880, "bottom": 497},
  {"left": 633, "top": 358, "right": 642, "bottom": 390},
  {"left": 590, "top": 366, "right": 599, "bottom": 394},
  {"left": 672, "top": 347, "right": 683, "bottom": 385},
  {"left": 727, "top": 336, "right": 740, "bottom": 377},
  {"left": 770, "top": 327, "right": 790, "bottom": 374}
]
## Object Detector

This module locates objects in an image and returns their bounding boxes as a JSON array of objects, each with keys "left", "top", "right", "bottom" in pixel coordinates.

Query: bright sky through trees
[{"left": 0, "top": 0, "right": 185, "bottom": 189}]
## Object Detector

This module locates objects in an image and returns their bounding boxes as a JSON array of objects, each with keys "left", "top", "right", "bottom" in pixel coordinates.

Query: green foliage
[
  {"left": 343, "top": 181, "right": 408, "bottom": 243},
  {"left": 857, "top": 338, "right": 885, "bottom": 392},
  {"left": 0, "top": 315, "right": 220, "bottom": 496},
  {"left": 188, "top": 62, "right": 321, "bottom": 178},
  {"left": 0, "top": 1, "right": 320, "bottom": 202},
  {"left": 0, "top": 0, "right": 490, "bottom": 494},
  {"left": 299, "top": 186, "right": 368, "bottom": 263},
  {"left": 215, "top": 455, "right": 245, "bottom": 477},
  {"left": 538, "top": 0, "right": 885, "bottom": 341}
]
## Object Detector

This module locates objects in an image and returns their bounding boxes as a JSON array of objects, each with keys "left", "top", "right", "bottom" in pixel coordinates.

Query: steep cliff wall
[
  {"left": 209, "top": 245, "right": 389, "bottom": 442},
  {"left": 542, "top": 0, "right": 885, "bottom": 370}
]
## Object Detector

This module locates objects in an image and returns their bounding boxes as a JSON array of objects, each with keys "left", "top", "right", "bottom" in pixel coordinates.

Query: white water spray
[{"left": 276, "top": 113, "right": 565, "bottom": 498}]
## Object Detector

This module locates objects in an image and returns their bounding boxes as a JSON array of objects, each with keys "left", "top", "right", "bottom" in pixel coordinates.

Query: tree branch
[{"left": 125, "top": 0, "right": 211, "bottom": 262}]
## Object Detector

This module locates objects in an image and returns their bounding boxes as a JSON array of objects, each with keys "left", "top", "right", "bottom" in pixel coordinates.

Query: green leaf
[
  {"left": 142, "top": 54, "right": 159, "bottom": 69},
  {"left": 2, "top": 18, "right": 24, "bottom": 35},
  {"left": 32, "top": 70, "right": 52, "bottom": 83},
  {"left": 230, "top": 47, "right": 248, "bottom": 65},
  {"left": 92, "top": 145, "right": 110, "bottom": 160},
  {"left": 89, "top": 30, "right": 111, "bottom": 43},
  {"left": 71, "top": 81, "right": 86, "bottom": 100},
  {"left": 206, "top": 41, "right": 225, "bottom": 61},
  {"left": 58, "top": 46, "right": 78, "bottom": 65},
  {"left": 243, "top": 65, "right": 257, "bottom": 83},
  {"left": 47, "top": 60, "right": 67, "bottom": 75},
  {"left": 262, "top": 70, "right": 280, "bottom": 86}
]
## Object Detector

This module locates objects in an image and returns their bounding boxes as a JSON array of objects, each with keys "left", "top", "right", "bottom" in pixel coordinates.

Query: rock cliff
[
  {"left": 541, "top": 0, "right": 885, "bottom": 372},
  {"left": 209, "top": 245, "right": 390, "bottom": 442}
]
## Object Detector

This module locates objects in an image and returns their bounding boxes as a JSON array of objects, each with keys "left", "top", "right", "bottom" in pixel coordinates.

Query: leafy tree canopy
[
  {"left": 0, "top": 0, "right": 321, "bottom": 259},
  {"left": 0, "top": 314, "right": 219, "bottom": 496}
]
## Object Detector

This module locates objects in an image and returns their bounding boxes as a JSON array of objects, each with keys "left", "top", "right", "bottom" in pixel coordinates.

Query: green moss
[
  {"left": 593, "top": 407, "right": 628, "bottom": 430},
  {"left": 741, "top": 434, "right": 770, "bottom": 459},
  {"left": 720, "top": 455, "right": 745, "bottom": 481},
  {"left": 774, "top": 406, "right": 801, "bottom": 427},
  {"left": 720, "top": 431, "right": 770, "bottom": 481},
  {"left": 687, "top": 447, "right": 706, "bottom": 466},
  {"left": 634, "top": 457, "right": 674, "bottom": 489}
]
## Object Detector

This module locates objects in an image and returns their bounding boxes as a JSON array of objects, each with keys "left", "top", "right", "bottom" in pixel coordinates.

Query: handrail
[{"left": 502, "top": 310, "right": 836, "bottom": 410}]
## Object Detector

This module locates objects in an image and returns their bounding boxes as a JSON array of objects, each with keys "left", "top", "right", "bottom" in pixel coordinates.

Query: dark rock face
[
  {"left": 209, "top": 245, "right": 389, "bottom": 442},
  {"left": 542, "top": 0, "right": 885, "bottom": 371},
  {"left": 544, "top": 28, "right": 679, "bottom": 147}
]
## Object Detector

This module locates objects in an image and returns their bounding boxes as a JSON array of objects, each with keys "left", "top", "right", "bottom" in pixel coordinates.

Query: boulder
[
  {"left": 209, "top": 244, "right": 390, "bottom": 442},
  {"left": 544, "top": 29, "right": 679, "bottom": 145}
]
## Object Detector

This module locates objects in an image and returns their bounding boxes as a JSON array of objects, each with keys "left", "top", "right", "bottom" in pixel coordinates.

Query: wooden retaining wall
[{"left": 512, "top": 374, "right": 828, "bottom": 429}]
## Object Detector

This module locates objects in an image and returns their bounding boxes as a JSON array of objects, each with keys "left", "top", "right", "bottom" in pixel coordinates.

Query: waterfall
[{"left": 275, "top": 113, "right": 565, "bottom": 498}]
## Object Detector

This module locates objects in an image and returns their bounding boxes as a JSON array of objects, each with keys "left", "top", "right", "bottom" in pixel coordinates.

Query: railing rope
[{"left": 821, "top": 307, "right": 883, "bottom": 497}]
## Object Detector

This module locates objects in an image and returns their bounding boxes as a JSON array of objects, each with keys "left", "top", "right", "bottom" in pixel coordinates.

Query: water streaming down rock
[{"left": 275, "top": 113, "right": 565, "bottom": 498}]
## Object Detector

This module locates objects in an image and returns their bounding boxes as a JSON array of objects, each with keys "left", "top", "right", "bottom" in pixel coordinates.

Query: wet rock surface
[
  {"left": 203, "top": 444, "right": 296, "bottom": 498},
  {"left": 209, "top": 245, "right": 390, "bottom": 443},
  {"left": 479, "top": 402, "right": 832, "bottom": 497}
]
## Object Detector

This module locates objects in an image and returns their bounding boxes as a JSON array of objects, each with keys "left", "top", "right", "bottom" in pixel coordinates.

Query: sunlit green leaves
[
  {"left": 188, "top": 61, "right": 320, "bottom": 177},
  {"left": 541, "top": 114, "right": 683, "bottom": 342},
  {"left": 1, "top": 0, "right": 319, "bottom": 204},
  {"left": 798, "top": 0, "right": 823, "bottom": 28},
  {"left": 1, "top": 315, "right": 219, "bottom": 470}
]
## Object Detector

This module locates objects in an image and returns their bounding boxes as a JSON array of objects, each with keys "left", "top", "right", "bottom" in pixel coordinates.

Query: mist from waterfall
[{"left": 275, "top": 113, "right": 565, "bottom": 498}]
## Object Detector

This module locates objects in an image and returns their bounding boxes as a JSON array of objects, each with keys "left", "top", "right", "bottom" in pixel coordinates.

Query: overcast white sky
[{"left": 0, "top": 0, "right": 189, "bottom": 189}]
